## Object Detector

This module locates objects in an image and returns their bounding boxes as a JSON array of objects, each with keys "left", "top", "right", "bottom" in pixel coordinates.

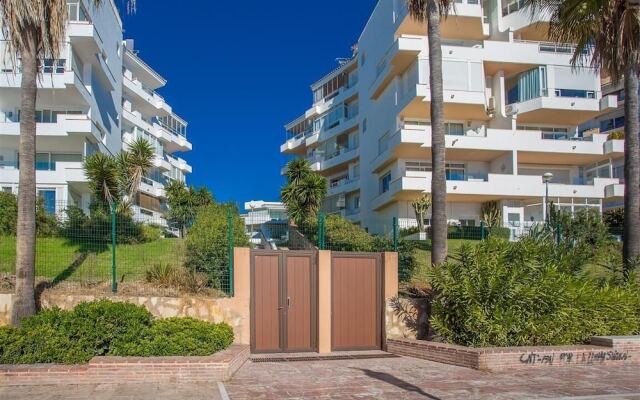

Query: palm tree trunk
[
  {"left": 11, "top": 32, "right": 39, "bottom": 325},
  {"left": 427, "top": 0, "right": 448, "bottom": 265},
  {"left": 623, "top": 67, "right": 640, "bottom": 278}
]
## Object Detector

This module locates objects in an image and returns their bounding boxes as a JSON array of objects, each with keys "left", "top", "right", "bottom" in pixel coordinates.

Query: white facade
[
  {"left": 281, "top": 0, "right": 624, "bottom": 236},
  {"left": 0, "top": 0, "right": 192, "bottom": 221},
  {"left": 242, "top": 201, "right": 288, "bottom": 245}
]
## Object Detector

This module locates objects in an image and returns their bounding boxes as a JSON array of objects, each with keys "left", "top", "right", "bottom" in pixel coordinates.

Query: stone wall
[
  {"left": 39, "top": 293, "right": 250, "bottom": 344},
  {"left": 0, "top": 294, "right": 11, "bottom": 326},
  {"left": 388, "top": 336, "right": 640, "bottom": 371}
]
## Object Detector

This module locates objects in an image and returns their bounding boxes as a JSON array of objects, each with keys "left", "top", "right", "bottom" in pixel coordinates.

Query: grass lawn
[
  {"left": 0, "top": 236, "right": 186, "bottom": 283},
  {"left": 408, "top": 239, "right": 479, "bottom": 288}
]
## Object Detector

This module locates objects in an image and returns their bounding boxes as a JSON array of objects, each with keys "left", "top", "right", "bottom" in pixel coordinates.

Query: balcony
[
  {"left": 165, "top": 153, "right": 192, "bottom": 174},
  {"left": 501, "top": 1, "right": 552, "bottom": 38},
  {"left": 0, "top": 113, "right": 94, "bottom": 138},
  {"left": 140, "top": 177, "right": 166, "bottom": 198},
  {"left": 370, "top": 36, "right": 423, "bottom": 100},
  {"left": 506, "top": 92, "right": 618, "bottom": 125},
  {"left": 153, "top": 121, "right": 192, "bottom": 153},
  {"left": 371, "top": 172, "right": 620, "bottom": 210},
  {"left": 605, "top": 183, "right": 624, "bottom": 198},
  {"left": 122, "top": 75, "right": 171, "bottom": 117},
  {"left": 396, "top": 58, "right": 488, "bottom": 121},
  {"left": 327, "top": 177, "right": 360, "bottom": 197},
  {"left": 281, "top": 130, "right": 314, "bottom": 154},
  {"left": 0, "top": 161, "right": 86, "bottom": 184},
  {"left": 395, "top": 0, "right": 487, "bottom": 40}
]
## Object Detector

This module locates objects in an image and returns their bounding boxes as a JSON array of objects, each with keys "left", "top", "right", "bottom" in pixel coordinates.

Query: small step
[{"left": 250, "top": 350, "right": 398, "bottom": 363}]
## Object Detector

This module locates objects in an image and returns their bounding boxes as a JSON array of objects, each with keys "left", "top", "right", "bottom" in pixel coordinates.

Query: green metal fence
[{"left": 0, "top": 201, "right": 234, "bottom": 297}]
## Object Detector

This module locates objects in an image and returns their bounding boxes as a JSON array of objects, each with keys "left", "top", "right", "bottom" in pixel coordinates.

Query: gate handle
[{"left": 287, "top": 297, "right": 291, "bottom": 309}]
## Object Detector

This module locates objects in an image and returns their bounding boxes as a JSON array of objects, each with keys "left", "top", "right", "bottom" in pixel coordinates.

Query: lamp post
[{"left": 543, "top": 172, "right": 554, "bottom": 224}]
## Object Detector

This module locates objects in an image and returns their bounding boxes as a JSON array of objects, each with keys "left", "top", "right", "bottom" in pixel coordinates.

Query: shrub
[
  {"left": 185, "top": 204, "right": 249, "bottom": 288},
  {"left": 603, "top": 208, "right": 624, "bottom": 229},
  {"left": 113, "top": 318, "right": 234, "bottom": 357},
  {"left": 428, "top": 238, "right": 640, "bottom": 347},
  {"left": 488, "top": 227, "right": 511, "bottom": 239},
  {"left": 61, "top": 205, "right": 150, "bottom": 245},
  {"left": 607, "top": 130, "right": 624, "bottom": 140},
  {"left": 145, "top": 263, "right": 209, "bottom": 293},
  {"left": 0, "top": 300, "right": 234, "bottom": 364},
  {"left": 0, "top": 192, "right": 18, "bottom": 236}
]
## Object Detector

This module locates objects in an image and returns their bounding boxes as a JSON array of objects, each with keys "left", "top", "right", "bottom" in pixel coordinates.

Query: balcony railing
[
  {"left": 541, "top": 132, "right": 594, "bottom": 141},
  {"left": 513, "top": 39, "right": 591, "bottom": 55}
]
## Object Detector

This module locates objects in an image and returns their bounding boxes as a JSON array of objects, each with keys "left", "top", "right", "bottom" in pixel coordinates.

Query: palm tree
[
  {"left": 117, "top": 137, "right": 155, "bottom": 212},
  {"left": 406, "top": 0, "right": 453, "bottom": 265},
  {"left": 528, "top": 0, "right": 640, "bottom": 277},
  {"left": 84, "top": 138, "right": 155, "bottom": 212},
  {"left": 281, "top": 159, "right": 328, "bottom": 225},
  {"left": 2, "top": 0, "right": 81, "bottom": 325}
]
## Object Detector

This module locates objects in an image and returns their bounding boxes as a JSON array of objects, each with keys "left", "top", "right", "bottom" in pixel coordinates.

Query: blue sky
[{"left": 120, "top": 1, "right": 377, "bottom": 207}]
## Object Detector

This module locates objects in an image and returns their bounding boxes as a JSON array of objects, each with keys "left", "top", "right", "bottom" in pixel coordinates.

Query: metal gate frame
[
  {"left": 330, "top": 252, "right": 383, "bottom": 352},
  {"left": 250, "top": 250, "right": 318, "bottom": 354}
]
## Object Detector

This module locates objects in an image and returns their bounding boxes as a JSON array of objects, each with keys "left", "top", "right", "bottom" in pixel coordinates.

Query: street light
[{"left": 543, "top": 172, "right": 554, "bottom": 224}]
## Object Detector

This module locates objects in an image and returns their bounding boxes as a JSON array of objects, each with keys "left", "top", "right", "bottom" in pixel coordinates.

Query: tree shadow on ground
[
  {"left": 35, "top": 251, "right": 90, "bottom": 309},
  {"left": 351, "top": 368, "right": 442, "bottom": 399}
]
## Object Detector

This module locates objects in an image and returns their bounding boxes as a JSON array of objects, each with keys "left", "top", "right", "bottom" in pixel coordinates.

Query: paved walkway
[
  {"left": 225, "top": 356, "right": 640, "bottom": 399},
  {"left": 2, "top": 357, "right": 640, "bottom": 399},
  {"left": 0, "top": 383, "right": 223, "bottom": 400}
]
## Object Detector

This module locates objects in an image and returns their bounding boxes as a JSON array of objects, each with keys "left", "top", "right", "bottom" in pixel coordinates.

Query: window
[
  {"left": 406, "top": 161, "right": 432, "bottom": 172},
  {"left": 600, "top": 116, "right": 624, "bottom": 132},
  {"left": 378, "top": 131, "right": 390, "bottom": 155},
  {"left": 42, "top": 59, "right": 65, "bottom": 74},
  {"left": 446, "top": 163, "right": 466, "bottom": 181},
  {"left": 37, "top": 189, "right": 56, "bottom": 215},
  {"left": 2, "top": 187, "right": 12, "bottom": 193},
  {"left": 353, "top": 195, "right": 360, "bottom": 209},
  {"left": 380, "top": 172, "right": 391, "bottom": 194},
  {"left": 444, "top": 122, "right": 464, "bottom": 136},
  {"left": 554, "top": 89, "right": 596, "bottom": 98},
  {"left": 362, "top": 118, "right": 367, "bottom": 133},
  {"left": 460, "top": 219, "right": 476, "bottom": 227}
]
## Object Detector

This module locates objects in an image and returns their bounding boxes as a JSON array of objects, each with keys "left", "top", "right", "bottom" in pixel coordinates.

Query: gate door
[
  {"left": 251, "top": 250, "right": 316, "bottom": 353},
  {"left": 331, "top": 253, "right": 382, "bottom": 351}
]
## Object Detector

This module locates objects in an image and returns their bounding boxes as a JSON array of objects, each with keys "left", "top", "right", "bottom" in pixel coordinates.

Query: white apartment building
[
  {"left": 242, "top": 200, "right": 288, "bottom": 245},
  {"left": 281, "top": 0, "right": 625, "bottom": 236},
  {"left": 0, "top": 0, "right": 192, "bottom": 221}
]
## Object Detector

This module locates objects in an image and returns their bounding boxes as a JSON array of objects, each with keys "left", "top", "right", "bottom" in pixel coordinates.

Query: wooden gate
[
  {"left": 251, "top": 250, "right": 317, "bottom": 353},
  {"left": 331, "top": 252, "right": 382, "bottom": 351}
]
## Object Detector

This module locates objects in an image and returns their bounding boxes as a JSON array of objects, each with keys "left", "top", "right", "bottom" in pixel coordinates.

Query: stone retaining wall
[
  {"left": 388, "top": 336, "right": 640, "bottom": 371},
  {"left": 0, "top": 344, "right": 249, "bottom": 386}
]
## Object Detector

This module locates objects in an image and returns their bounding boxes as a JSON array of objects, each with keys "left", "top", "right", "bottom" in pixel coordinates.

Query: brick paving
[
  {"left": 0, "top": 383, "right": 223, "bottom": 400},
  {"left": 225, "top": 356, "right": 640, "bottom": 399}
]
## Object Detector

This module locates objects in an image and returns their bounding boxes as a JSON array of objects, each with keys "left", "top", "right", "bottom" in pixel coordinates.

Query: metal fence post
[
  {"left": 227, "top": 208, "right": 234, "bottom": 297},
  {"left": 111, "top": 203, "right": 117, "bottom": 294},
  {"left": 392, "top": 217, "right": 399, "bottom": 251},
  {"left": 480, "top": 221, "right": 486, "bottom": 240},
  {"left": 318, "top": 213, "right": 325, "bottom": 250}
]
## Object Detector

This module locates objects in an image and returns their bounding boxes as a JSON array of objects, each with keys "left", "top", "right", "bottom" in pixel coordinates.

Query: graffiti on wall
[{"left": 519, "top": 350, "right": 631, "bottom": 366}]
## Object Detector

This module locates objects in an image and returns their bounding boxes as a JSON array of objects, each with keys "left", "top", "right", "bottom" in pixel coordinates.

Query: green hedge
[
  {"left": 0, "top": 300, "right": 234, "bottom": 364},
  {"left": 428, "top": 238, "right": 640, "bottom": 347}
]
